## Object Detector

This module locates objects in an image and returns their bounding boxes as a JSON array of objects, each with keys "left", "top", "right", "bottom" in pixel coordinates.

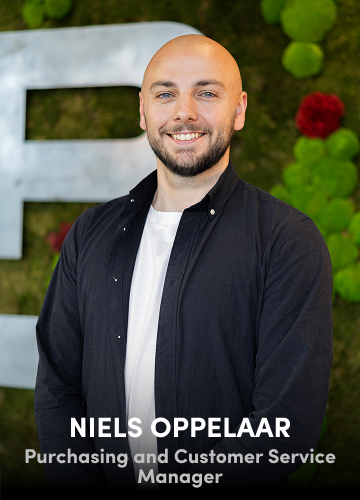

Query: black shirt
[{"left": 34, "top": 161, "right": 333, "bottom": 489}]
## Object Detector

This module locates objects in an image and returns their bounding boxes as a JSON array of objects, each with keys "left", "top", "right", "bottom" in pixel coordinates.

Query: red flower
[
  {"left": 295, "top": 92, "right": 345, "bottom": 138},
  {"left": 46, "top": 222, "right": 73, "bottom": 253}
]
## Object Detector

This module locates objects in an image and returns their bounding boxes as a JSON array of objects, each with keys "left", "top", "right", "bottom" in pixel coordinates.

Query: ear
[
  {"left": 139, "top": 91, "right": 147, "bottom": 131},
  {"left": 234, "top": 92, "right": 247, "bottom": 131}
]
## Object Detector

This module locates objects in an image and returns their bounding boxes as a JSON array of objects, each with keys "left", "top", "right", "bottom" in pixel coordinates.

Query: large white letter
[
  {"left": 151, "top": 418, "right": 171, "bottom": 438},
  {"left": 71, "top": 417, "right": 87, "bottom": 437},
  {"left": 174, "top": 418, "right": 189, "bottom": 437},
  {"left": 25, "top": 449, "right": 36, "bottom": 463},
  {"left": 236, "top": 418, "right": 255, "bottom": 437},
  {"left": 0, "top": 22, "right": 202, "bottom": 259},
  {"left": 275, "top": 418, "right": 290, "bottom": 437},
  {"left": 255, "top": 418, "right": 273, "bottom": 438},
  {"left": 0, "top": 22, "right": 203, "bottom": 390}
]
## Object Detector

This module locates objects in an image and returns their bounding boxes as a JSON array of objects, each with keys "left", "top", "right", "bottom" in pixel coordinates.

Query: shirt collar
[
  {"left": 192, "top": 161, "right": 240, "bottom": 220},
  {"left": 126, "top": 161, "right": 240, "bottom": 220}
]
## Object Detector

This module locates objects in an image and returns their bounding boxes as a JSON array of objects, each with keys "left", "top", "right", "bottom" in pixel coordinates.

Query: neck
[{"left": 152, "top": 156, "right": 229, "bottom": 212}]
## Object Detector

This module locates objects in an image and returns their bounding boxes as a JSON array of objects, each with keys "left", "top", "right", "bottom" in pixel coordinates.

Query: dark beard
[{"left": 146, "top": 120, "right": 235, "bottom": 177}]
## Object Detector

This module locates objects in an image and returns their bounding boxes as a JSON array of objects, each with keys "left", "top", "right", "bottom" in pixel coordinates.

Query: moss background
[{"left": 0, "top": 0, "right": 359, "bottom": 491}]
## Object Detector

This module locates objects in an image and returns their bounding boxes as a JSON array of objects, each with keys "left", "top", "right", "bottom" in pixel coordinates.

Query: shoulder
[
  {"left": 238, "top": 179, "right": 308, "bottom": 224},
  {"left": 234, "top": 179, "right": 328, "bottom": 255}
]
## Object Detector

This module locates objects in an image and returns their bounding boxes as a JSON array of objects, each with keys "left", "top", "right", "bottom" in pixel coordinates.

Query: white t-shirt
[{"left": 124, "top": 204, "right": 182, "bottom": 486}]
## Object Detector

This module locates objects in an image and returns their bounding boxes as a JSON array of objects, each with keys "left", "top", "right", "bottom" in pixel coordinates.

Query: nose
[{"left": 173, "top": 93, "right": 198, "bottom": 123}]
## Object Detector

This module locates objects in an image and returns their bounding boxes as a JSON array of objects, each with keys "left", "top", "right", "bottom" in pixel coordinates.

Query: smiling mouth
[{"left": 168, "top": 132, "right": 206, "bottom": 142}]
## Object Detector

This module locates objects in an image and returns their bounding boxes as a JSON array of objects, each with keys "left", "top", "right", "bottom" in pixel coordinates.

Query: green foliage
[
  {"left": 326, "top": 128, "right": 360, "bottom": 160},
  {"left": 26, "top": 86, "right": 142, "bottom": 140},
  {"left": 289, "top": 185, "right": 327, "bottom": 219},
  {"left": 265, "top": 0, "right": 339, "bottom": 80},
  {"left": 281, "top": 0, "right": 337, "bottom": 43},
  {"left": 260, "top": 0, "right": 287, "bottom": 24},
  {"left": 312, "top": 157, "right": 358, "bottom": 198},
  {"left": 316, "top": 199, "right": 355, "bottom": 235},
  {"left": 293, "top": 136, "right": 326, "bottom": 168},
  {"left": 327, "top": 233, "right": 358, "bottom": 271},
  {"left": 270, "top": 121, "right": 360, "bottom": 301},
  {"left": 44, "top": 0, "right": 72, "bottom": 19},
  {"left": 282, "top": 162, "right": 311, "bottom": 189},
  {"left": 21, "top": 0, "right": 72, "bottom": 28},
  {"left": 334, "top": 264, "right": 360, "bottom": 302},
  {"left": 21, "top": 1, "right": 44, "bottom": 28},
  {"left": 52, "top": 252, "right": 60, "bottom": 270},
  {"left": 282, "top": 42, "right": 324, "bottom": 79},
  {"left": 349, "top": 212, "right": 360, "bottom": 246},
  {"left": 269, "top": 184, "right": 292, "bottom": 205}
]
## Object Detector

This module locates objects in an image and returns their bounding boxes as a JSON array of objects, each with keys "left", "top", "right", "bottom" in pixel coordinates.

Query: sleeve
[
  {"left": 34, "top": 215, "right": 106, "bottom": 489},
  {"left": 187, "top": 217, "right": 333, "bottom": 488}
]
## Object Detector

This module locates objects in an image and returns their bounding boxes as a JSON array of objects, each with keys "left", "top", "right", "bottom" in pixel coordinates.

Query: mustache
[{"left": 159, "top": 124, "right": 212, "bottom": 134}]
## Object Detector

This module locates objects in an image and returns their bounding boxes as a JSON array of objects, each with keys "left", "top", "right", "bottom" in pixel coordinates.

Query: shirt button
[
  {"left": 130, "top": 199, "right": 135, "bottom": 202},
  {"left": 210, "top": 208, "right": 215, "bottom": 215}
]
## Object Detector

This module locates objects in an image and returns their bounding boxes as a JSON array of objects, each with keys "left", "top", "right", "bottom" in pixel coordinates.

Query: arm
[
  {"left": 188, "top": 217, "right": 333, "bottom": 487},
  {"left": 34, "top": 216, "right": 106, "bottom": 488}
]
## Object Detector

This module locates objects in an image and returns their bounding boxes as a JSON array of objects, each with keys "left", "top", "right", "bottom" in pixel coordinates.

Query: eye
[
  {"left": 157, "top": 92, "right": 173, "bottom": 99},
  {"left": 200, "top": 91, "right": 216, "bottom": 98}
]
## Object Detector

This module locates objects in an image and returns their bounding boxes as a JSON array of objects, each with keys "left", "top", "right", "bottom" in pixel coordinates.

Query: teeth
[{"left": 171, "top": 132, "right": 203, "bottom": 141}]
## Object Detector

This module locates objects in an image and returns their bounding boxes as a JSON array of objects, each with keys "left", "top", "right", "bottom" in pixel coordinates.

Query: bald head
[
  {"left": 138, "top": 34, "right": 247, "bottom": 182},
  {"left": 142, "top": 35, "right": 242, "bottom": 97}
]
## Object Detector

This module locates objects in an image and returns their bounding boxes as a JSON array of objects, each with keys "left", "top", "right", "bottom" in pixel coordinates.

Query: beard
[{"left": 145, "top": 115, "right": 236, "bottom": 177}]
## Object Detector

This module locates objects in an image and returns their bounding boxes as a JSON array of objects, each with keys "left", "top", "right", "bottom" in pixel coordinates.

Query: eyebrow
[{"left": 149, "top": 79, "right": 225, "bottom": 92}]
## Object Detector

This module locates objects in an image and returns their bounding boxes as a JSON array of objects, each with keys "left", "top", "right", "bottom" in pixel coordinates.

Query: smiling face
[{"left": 140, "top": 35, "right": 247, "bottom": 178}]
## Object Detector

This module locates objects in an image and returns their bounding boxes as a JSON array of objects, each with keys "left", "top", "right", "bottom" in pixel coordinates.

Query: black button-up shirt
[{"left": 34, "top": 161, "right": 333, "bottom": 489}]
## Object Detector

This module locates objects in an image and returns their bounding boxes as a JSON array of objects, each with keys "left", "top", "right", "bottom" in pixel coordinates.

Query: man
[{"left": 34, "top": 35, "right": 333, "bottom": 490}]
